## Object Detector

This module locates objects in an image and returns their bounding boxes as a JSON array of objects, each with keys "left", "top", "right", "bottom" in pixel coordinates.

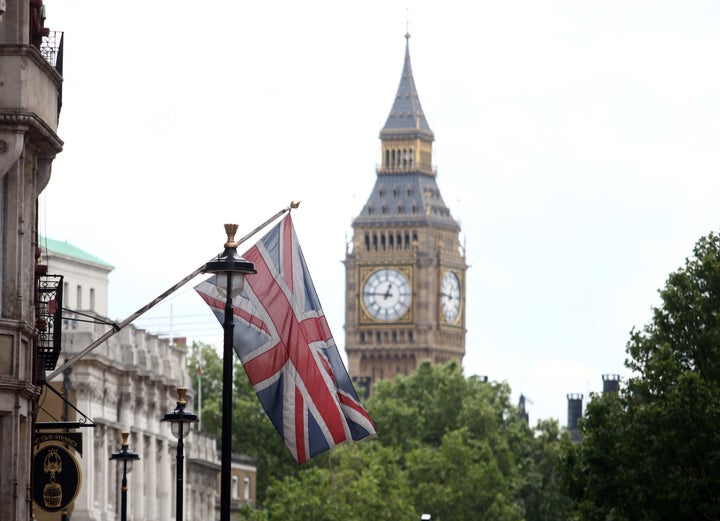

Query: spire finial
[{"left": 405, "top": 7, "right": 411, "bottom": 40}]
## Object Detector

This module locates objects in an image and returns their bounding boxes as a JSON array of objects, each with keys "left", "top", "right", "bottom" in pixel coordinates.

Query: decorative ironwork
[
  {"left": 37, "top": 274, "right": 63, "bottom": 371},
  {"left": 35, "top": 382, "right": 96, "bottom": 431},
  {"left": 40, "top": 31, "right": 63, "bottom": 69}
]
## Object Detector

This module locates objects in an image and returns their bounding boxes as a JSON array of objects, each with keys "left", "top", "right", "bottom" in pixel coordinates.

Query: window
[
  {"left": 232, "top": 475, "right": 239, "bottom": 500},
  {"left": 244, "top": 477, "right": 251, "bottom": 501},
  {"left": 76, "top": 285, "right": 82, "bottom": 309},
  {"left": 89, "top": 288, "right": 95, "bottom": 311}
]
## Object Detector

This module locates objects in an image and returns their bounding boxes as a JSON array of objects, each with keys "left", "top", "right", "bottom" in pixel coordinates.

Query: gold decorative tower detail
[{"left": 344, "top": 34, "right": 467, "bottom": 391}]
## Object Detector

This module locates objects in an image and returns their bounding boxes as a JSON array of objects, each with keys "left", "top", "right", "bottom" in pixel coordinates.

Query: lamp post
[
  {"left": 203, "top": 224, "right": 256, "bottom": 521},
  {"left": 110, "top": 432, "right": 140, "bottom": 521},
  {"left": 162, "top": 387, "right": 198, "bottom": 521}
]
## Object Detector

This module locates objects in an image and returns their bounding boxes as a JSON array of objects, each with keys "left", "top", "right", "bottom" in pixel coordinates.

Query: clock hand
[{"left": 383, "top": 284, "right": 393, "bottom": 299}]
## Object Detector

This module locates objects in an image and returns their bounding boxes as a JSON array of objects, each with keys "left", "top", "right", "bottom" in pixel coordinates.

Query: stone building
[
  {"left": 35, "top": 237, "right": 257, "bottom": 521},
  {"left": 0, "top": 2, "right": 64, "bottom": 520}
]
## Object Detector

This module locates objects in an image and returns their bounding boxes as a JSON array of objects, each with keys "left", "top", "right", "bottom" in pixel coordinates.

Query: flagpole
[{"left": 45, "top": 201, "right": 300, "bottom": 382}]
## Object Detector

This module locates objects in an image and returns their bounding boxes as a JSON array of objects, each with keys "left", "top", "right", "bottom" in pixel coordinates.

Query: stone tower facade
[
  {"left": 344, "top": 34, "right": 467, "bottom": 390},
  {"left": 0, "top": 2, "right": 63, "bottom": 520}
]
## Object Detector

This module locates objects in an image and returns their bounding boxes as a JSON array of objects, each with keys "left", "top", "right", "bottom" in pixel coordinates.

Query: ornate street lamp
[
  {"left": 110, "top": 432, "right": 140, "bottom": 521},
  {"left": 203, "top": 224, "right": 256, "bottom": 521},
  {"left": 162, "top": 388, "right": 198, "bottom": 521}
]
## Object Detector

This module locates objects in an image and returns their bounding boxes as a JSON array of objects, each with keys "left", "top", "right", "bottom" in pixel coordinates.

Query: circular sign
[{"left": 32, "top": 444, "right": 82, "bottom": 512}]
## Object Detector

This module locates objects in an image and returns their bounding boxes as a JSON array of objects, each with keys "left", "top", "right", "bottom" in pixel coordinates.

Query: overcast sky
[{"left": 40, "top": 1, "right": 720, "bottom": 426}]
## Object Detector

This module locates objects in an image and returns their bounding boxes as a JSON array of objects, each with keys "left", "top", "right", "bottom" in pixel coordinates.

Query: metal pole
[
  {"left": 220, "top": 272, "right": 235, "bottom": 521},
  {"left": 177, "top": 424, "right": 185, "bottom": 521},
  {"left": 220, "top": 272, "right": 234, "bottom": 521},
  {"left": 120, "top": 461, "right": 128, "bottom": 521}
]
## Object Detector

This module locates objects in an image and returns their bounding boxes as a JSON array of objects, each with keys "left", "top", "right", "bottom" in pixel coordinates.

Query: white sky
[{"left": 39, "top": 1, "right": 720, "bottom": 426}]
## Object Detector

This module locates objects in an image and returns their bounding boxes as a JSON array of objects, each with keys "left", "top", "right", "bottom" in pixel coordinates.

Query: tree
[
  {"left": 561, "top": 232, "right": 720, "bottom": 520},
  {"left": 262, "top": 443, "right": 417, "bottom": 521},
  {"left": 262, "top": 361, "right": 572, "bottom": 520}
]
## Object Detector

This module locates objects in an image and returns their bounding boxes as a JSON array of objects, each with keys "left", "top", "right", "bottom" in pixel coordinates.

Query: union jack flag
[{"left": 195, "top": 214, "right": 376, "bottom": 463}]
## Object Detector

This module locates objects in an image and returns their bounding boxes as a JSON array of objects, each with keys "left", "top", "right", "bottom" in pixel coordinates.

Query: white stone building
[{"left": 35, "top": 237, "right": 255, "bottom": 521}]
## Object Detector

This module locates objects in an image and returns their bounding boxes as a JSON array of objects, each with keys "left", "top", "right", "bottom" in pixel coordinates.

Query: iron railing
[
  {"left": 40, "top": 30, "right": 63, "bottom": 69},
  {"left": 37, "top": 274, "right": 63, "bottom": 371}
]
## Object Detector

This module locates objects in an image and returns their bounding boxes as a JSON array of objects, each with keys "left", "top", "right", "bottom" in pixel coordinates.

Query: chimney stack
[
  {"left": 567, "top": 393, "right": 583, "bottom": 442},
  {"left": 602, "top": 374, "right": 620, "bottom": 394}
]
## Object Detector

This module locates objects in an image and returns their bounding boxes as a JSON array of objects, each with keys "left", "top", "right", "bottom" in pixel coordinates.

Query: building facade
[
  {"left": 36, "top": 238, "right": 234, "bottom": 521},
  {"left": 344, "top": 34, "right": 467, "bottom": 388},
  {"left": 0, "top": 2, "right": 63, "bottom": 520}
]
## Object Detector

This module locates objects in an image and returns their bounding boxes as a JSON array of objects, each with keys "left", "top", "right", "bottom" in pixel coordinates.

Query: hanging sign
[
  {"left": 33, "top": 431, "right": 83, "bottom": 456},
  {"left": 32, "top": 444, "right": 82, "bottom": 513}
]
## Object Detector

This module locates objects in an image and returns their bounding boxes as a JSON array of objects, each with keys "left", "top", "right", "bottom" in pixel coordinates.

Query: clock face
[
  {"left": 441, "top": 270, "right": 461, "bottom": 324},
  {"left": 362, "top": 268, "right": 412, "bottom": 322}
]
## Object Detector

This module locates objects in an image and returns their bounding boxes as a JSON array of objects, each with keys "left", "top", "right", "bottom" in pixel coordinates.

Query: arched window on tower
[
  {"left": 385, "top": 149, "right": 390, "bottom": 167},
  {"left": 391, "top": 149, "right": 396, "bottom": 168}
]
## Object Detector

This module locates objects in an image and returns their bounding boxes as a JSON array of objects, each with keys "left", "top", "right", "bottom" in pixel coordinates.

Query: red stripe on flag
[{"left": 241, "top": 237, "right": 347, "bottom": 445}]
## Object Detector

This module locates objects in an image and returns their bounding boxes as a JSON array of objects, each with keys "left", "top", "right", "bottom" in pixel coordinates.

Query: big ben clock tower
[{"left": 345, "top": 34, "right": 467, "bottom": 388}]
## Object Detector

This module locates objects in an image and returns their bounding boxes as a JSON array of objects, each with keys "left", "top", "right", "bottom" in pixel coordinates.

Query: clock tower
[{"left": 344, "top": 34, "right": 467, "bottom": 389}]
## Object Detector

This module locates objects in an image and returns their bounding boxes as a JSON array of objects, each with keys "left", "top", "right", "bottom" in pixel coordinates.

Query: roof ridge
[{"left": 39, "top": 236, "right": 114, "bottom": 268}]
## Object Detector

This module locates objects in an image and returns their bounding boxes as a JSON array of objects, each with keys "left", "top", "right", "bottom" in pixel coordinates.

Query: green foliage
[
  {"left": 561, "top": 231, "right": 720, "bottom": 520},
  {"left": 263, "top": 361, "right": 572, "bottom": 520},
  {"left": 189, "top": 345, "right": 573, "bottom": 519},
  {"left": 264, "top": 443, "right": 416, "bottom": 521}
]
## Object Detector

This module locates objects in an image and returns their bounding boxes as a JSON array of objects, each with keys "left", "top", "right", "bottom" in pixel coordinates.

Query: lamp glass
[
  {"left": 216, "top": 271, "right": 246, "bottom": 298},
  {"left": 170, "top": 420, "right": 186, "bottom": 439}
]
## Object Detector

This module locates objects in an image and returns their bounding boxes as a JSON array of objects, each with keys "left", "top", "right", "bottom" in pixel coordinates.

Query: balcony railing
[
  {"left": 40, "top": 30, "right": 63, "bottom": 70},
  {"left": 37, "top": 274, "right": 63, "bottom": 371}
]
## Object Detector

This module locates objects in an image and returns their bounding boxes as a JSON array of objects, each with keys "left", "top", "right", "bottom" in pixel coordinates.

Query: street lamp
[
  {"left": 162, "top": 387, "right": 198, "bottom": 521},
  {"left": 203, "top": 224, "right": 256, "bottom": 521},
  {"left": 109, "top": 432, "right": 140, "bottom": 521}
]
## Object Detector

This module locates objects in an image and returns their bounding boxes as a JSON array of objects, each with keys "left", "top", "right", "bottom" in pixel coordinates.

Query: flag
[{"left": 195, "top": 214, "right": 376, "bottom": 463}]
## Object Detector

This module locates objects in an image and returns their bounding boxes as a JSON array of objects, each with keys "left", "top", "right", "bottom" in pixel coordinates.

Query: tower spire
[{"left": 381, "top": 33, "right": 433, "bottom": 141}]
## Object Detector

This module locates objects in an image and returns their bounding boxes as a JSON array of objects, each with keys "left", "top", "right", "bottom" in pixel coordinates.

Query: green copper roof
[{"left": 40, "top": 236, "right": 114, "bottom": 268}]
